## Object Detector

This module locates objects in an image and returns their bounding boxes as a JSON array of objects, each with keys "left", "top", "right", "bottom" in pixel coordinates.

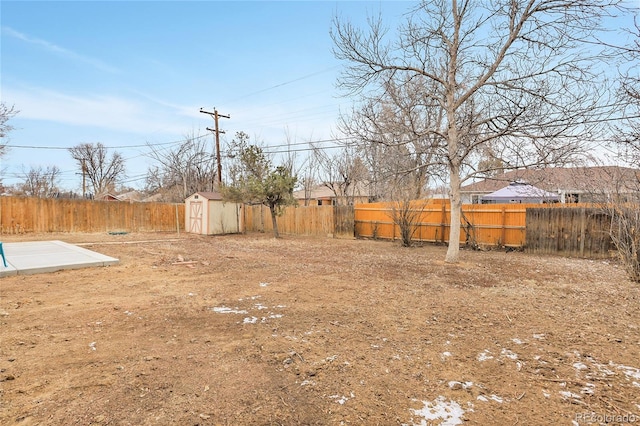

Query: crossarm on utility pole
[{"left": 200, "top": 107, "right": 230, "bottom": 185}]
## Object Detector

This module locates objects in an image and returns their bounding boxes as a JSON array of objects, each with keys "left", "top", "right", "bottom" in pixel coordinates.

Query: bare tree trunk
[
  {"left": 269, "top": 204, "right": 280, "bottom": 238},
  {"left": 446, "top": 163, "right": 462, "bottom": 263},
  {"left": 445, "top": 71, "right": 462, "bottom": 262}
]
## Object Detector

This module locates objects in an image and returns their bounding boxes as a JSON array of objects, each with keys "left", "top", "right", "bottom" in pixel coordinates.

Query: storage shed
[{"left": 185, "top": 192, "right": 244, "bottom": 235}]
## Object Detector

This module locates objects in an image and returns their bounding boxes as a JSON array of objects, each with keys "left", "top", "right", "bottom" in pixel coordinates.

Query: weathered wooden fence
[
  {"left": 354, "top": 201, "right": 616, "bottom": 258},
  {"left": 3, "top": 195, "right": 617, "bottom": 259},
  {"left": 244, "top": 204, "right": 353, "bottom": 238},
  {"left": 354, "top": 201, "right": 533, "bottom": 247},
  {"left": 525, "top": 207, "right": 614, "bottom": 258},
  {"left": 0, "top": 196, "right": 185, "bottom": 234}
]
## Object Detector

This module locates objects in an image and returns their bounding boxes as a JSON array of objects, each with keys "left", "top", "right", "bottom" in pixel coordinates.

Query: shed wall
[{"left": 208, "top": 202, "right": 242, "bottom": 234}]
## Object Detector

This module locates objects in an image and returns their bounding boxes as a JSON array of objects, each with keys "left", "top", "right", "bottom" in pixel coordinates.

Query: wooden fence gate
[{"left": 334, "top": 205, "right": 354, "bottom": 238}]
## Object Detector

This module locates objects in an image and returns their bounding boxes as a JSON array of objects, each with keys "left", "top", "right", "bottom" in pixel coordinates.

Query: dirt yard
[{"left": 1, "top": 232, "right": 639, "bottom": 425}]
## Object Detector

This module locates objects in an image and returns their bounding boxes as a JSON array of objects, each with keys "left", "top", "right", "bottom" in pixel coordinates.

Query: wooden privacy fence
[
  {"left": 243, "top": 204, "right": 354, "bottom": 238},
  {"left": 0, "top": 196, "right": 185, "bottom": 234},
  {"left": 6, "top": 194, "right": 615, "bottom": 259},
  {"left": 354, "top": 201, "right": 533, "bottom": 247},
  {"left": 525, "top": 207, "right": 614, "bottom": 258}
]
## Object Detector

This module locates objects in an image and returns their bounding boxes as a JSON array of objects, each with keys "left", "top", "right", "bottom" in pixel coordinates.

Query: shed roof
[{"left": 191, "top": 192, "right": 224, "bottom": 201}]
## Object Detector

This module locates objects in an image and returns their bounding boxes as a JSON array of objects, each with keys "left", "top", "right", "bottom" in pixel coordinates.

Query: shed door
[{"left": 189, "top": 201, "right": 203, "bottom": 233}]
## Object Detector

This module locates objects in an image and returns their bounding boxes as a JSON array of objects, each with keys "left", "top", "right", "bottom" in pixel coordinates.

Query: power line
[
  {"left": 4, "top": 133, "right": 211, "bottom": 151},
  {"left": 222, "top": 66, "right": 340, "bottom": 106}
]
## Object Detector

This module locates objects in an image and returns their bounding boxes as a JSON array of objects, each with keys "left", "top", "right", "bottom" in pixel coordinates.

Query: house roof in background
[
  {"left": 293, "top": 182, "right": 372, "bottom": 200},
  {"left": 462, "top": 166, "right": 640, "bottom": 194},
  {"left": 482, "top": 183, "right": 559, "bottom": 201}
]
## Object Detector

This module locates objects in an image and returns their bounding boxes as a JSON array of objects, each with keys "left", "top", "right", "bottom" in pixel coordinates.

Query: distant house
[
  {"left": 461, "top": 166, "right": 640, "bottom": 204},
  {"left": 481, "top": 182, "right": 559, "bottom": 204},
  {"left": 293, "top": 182, "right": 373, "bottom": 206},
  {"left": 96, "top": 193, "right": 124, "bottom": 202}
]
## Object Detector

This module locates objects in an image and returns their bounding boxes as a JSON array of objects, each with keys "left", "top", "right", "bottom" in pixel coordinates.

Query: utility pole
[
  {"left": 82, "top": 160, "right": 86, "bottom": 198},
  {"left": 200, "top": 107, "right": 230, "bottom": 185},
  {"left": 77, "top": 159, "right": 87, "bottom": 198}
]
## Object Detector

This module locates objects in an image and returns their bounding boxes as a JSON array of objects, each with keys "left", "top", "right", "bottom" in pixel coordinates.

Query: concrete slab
[{"left": 0, "top": 240, "right": 119, "bottom": 277}]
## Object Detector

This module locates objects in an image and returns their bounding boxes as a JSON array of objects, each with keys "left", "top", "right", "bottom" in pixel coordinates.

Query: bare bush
[
  {"left": 388, "top": 199, "right": 429, "bottom": 247},
  {"left": 607, "top": 204, "right": 640, "bottom": 282}
]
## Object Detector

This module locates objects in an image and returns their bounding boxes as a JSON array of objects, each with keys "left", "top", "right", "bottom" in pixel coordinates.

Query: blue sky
[{"left": 1, "top": 1, "right": 411, "bottom": 191}]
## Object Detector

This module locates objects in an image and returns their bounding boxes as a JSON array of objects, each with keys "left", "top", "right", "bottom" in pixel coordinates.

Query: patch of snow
[
  {"left": 477, "top": 350, "right": 493, "bottom": 362},
  {"left": 511, "top": 338, "right": 524, "bottom": 345},
  {"left": 610, "top": 362, "right": 640, "bottom": 381},
  {"left": 254, "top": 303, "right": 268, "bottom": 310},
  {"left": 441, "top": 351, "right": 452, "bottom": 360},
  {"left": 243, "top": 317, "right": 258, "bottom": 324},
  {"left": 476, "top": 395, "right": 488, "bottom": 402},
  {"left": 488, "top": 394, "right": 503, "bottom": 403},
  {"left": 211, "top": 307, "right": 248, "bottom": 314},
  {"left": 501, "top": 348, "right": 518, "bottom": 360},
  {"left": 259, "top": 282, "right": 269, "bottom": 287},
  {"left": 448, "top": 381, "right": 473, "bottom": 390},
  {"left": 597, "top": 366, "right": 616, "bottom": 376},
  {"left": 329, "top": 392, "right": 354, "bottom": 405},
  {"left": 573, "top": 362, "right": 588, "bottom": 371},
  {"left": 542, "top": 391, "right": 551, "bottom": 398},
  {"left": 89, "top": 342, "right": 97, "bottom": 351},
  {"left": 533, "top": 333, "right": 545, "bottom": 340},
  {"left": 581, "top": 384, "right": 595, "bottom": 395},
  {"left": 300, "top": 380, "right": 315, "bottom": 386},
  {"left": 559, "top": 391, "right": 582, "bottom": 400},
  {"left": 408, "top": 397, "right": 466, "bottom": 426}
]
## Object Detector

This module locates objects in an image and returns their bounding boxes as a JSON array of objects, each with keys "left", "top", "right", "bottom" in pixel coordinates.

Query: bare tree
[
  {"left": 0, "top": 103, "right": 18, "bottom": 188},
  {"left": 0, "top": 103, "right": 18, "bottom": 148},
  {"left": 297, "top": 152, "right": 319, "bottom": 206},
  {"left": 15, "top": 165, "right": 61, "bottom": 198},
  {"left": 332, "top": 0, "right": 628, "bottom": 263},
  {"left": 613, "top": 19, "right": 640, "bottom": 165},
  {"left": 313, "top": 145, "right": 368, "bottom": 206},
  {"left": 591, "top": 167, "right": 640, "bottom": 283},
  {"left": 69, "top": 142, "right": 126, "bottom": 197},
  {"left": 338, "top": 76, "right": 444, "bottom": 201},
  {"left": 145, "top": 131, "right": 216, "bottom": 202}
]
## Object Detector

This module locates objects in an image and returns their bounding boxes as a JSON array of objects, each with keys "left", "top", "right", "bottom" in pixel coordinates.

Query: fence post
[
  {"left": 501, "top": 205, "right": 506, "bottom": 246},
  {"left": 440, "top": 203, "right": 446, "bottom": 243},
  {"left": 175, "top": 204, "right": 180, "bottom": 234},
  {"left": 579, "top": 207, "right": 586, "bottom": 257}
]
